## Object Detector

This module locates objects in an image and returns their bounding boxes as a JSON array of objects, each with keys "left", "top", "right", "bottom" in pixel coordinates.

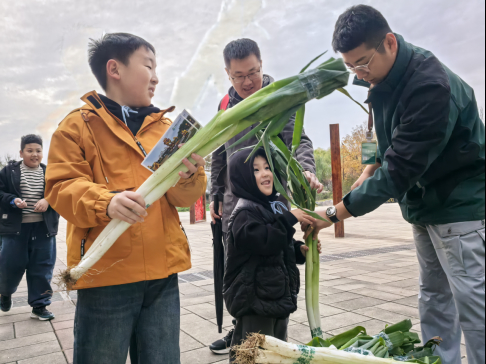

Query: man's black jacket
[
  {"left": 0, "top": 161, "right": 59, "bottom": 236},
  {"left": 211, "top": 75, "right": 316, "bottom": 232}
]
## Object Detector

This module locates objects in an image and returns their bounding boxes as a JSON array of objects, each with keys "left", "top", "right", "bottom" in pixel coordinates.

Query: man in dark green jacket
[{"left": 310, "top": 5, "right": 485, "bottom": 364}]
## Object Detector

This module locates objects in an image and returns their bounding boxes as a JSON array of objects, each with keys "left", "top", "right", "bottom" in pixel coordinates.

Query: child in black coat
[{"left": 224, "top": 148, "right": 321, "bottom": 362}]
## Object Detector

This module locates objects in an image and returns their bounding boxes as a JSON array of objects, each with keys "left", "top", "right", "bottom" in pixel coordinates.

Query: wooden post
[{"left": 330, "top": 124, "right": 345, "bottom": 238}]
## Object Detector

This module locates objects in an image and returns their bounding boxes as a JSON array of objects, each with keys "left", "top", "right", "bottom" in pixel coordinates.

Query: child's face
[
  {"left": 117, "top": 47, "right": 159, "bottom": 108},
  {"left": 253, "top": 156, "right": 274, "bottom": 196},
  {"left": 20, "top": 143, "right": 43, "bottom": 168}
]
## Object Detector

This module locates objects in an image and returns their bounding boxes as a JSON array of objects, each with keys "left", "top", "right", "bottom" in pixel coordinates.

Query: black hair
[
  {"left": 21, "top": 134, "right": 43, "bottom": 150},
  {"left": 332, "top": 5, "right": 392, "bottom": 53},
  {"left": 88, "top": 33, "right": 156, "bottom": 90},
  {"left": 223, "top": 38, "right": 261, "bottom": 68},
  {"left": 253, "top": 148, "right": 270, "bottom": 165}
]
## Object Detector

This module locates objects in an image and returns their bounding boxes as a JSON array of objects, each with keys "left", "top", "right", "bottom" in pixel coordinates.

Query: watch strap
[{"left": 329, "top": 214, "right": 340, "bottom": 224}]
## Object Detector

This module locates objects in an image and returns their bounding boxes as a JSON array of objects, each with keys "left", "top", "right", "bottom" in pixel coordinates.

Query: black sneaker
[
  {"left": 209, "top": 328, "right": 234, "bottom": 355},
  {"left": 31, "top": 306, "right": 55, "bottom": 321},
  {"left": 0, "top": 295, "right": 12, "bottom": 312}
]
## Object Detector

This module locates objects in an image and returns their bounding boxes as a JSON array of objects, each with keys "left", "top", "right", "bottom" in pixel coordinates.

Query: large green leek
[{"left": 60, "top": 57, "right": 350, "bottom": 289}]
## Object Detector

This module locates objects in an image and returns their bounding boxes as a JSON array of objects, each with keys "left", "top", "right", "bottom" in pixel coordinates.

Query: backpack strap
[{"left": 219, "top": 94, "right": 231, "bottom": 111}]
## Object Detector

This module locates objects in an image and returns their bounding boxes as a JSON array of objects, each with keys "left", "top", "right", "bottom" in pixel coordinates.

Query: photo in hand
[{"left": 142, "top": 110, "right": 202, "bottom": 172}]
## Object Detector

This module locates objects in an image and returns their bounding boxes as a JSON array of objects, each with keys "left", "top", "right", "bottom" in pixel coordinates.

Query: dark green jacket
[{"left": 343, "top": 34, "right": 485, "bottom": 225}]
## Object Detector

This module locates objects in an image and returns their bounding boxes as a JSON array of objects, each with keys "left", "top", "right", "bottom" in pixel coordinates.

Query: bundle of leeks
[{"left": 233, "top": 319, "right": 442, "bottom": 364}]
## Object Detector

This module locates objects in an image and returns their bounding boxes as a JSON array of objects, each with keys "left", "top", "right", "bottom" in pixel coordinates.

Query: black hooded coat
[{"left": 223, "top": 148, "right": 306, "bottom": 319}]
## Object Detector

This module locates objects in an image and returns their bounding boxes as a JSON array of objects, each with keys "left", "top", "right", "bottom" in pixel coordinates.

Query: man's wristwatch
[{"left": 326, "top": 206, "right": 340, "bottom": 224}]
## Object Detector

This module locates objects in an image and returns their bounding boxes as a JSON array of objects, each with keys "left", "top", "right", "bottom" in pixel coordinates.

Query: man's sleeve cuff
[{"left": 342, "top": 192, "right": 358, "bottom": 218}]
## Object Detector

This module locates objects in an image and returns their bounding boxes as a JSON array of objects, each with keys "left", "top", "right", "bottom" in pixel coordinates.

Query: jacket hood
[
  {"left": 98, "top": 94, "right": 161, "bottom": 125},
  {"left": 229, "top": 148, "right": 278, "bottom": 210}
]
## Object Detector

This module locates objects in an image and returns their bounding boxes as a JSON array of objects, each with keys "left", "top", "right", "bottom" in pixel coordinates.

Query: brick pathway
[{"left": 0, "top": 204, "right": 468, "bottom": 363}]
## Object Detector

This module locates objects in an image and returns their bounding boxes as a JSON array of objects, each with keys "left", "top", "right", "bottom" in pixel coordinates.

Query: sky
[{"left": 0, "top": 0, "right": 484, "bottom": 163}]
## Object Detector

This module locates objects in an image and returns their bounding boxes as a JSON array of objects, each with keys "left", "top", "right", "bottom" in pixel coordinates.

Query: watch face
[{"left": 327, "top": 206, "right": 336, "bottom": 217}]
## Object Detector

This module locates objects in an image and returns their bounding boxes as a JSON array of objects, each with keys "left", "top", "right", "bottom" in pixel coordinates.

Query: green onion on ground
[
  {"left": 233, "top": 320, "right": 443, "bottom": 364},
  {"left": 58, "top": 56, "right": 351, "bottom": 290}
]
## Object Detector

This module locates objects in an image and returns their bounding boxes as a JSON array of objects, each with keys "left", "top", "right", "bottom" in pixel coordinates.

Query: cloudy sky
[{"left": 0, "top": 0, "right": 484, "bottom": 162}]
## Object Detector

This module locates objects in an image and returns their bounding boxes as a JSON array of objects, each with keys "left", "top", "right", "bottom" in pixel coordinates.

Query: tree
[
  {"left": 341, "top": 122, "right": 368, "bottom": 194},
  {"left": 0, "top": 154, "right": 16, "bottom": 170}
]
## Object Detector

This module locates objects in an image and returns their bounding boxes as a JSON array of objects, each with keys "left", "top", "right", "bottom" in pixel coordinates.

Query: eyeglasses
[
  {"left": 347, "top": 38, "right": 385, "bottom": 74},
  {"left": 230, "top": 68, "right": 262, "bottom": 84}
]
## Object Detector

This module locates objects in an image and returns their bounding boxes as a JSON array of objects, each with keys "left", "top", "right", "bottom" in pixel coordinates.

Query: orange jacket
[{"left": 45, "top": 91, "right": 207, "bottom": 290}]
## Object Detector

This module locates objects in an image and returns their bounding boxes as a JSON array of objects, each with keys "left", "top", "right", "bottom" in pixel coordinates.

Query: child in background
[
  {"left": 0, "top": 135, "right": 59, "bottom": 320},
  {"left": 223, "top": 148, "right": 321, "bottom": 362}
]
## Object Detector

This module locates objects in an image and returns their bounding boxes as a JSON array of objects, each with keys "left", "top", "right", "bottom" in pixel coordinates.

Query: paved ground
[{"left": 0, "top": 204, "right": 469, "bottom": 363}]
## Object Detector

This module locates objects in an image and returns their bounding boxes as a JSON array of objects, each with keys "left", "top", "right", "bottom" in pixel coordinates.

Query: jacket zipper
[{"left": 134, "top": 137, "right": 147, "bottom": 157}]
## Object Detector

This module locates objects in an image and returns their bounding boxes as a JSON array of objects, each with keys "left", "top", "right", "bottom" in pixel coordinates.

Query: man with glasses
[
  {"left": 208, "top": 38, "right": 322, "bottom": 355},
  {"left": 308, "top": 5, "right": 485, "bottom": 364}
]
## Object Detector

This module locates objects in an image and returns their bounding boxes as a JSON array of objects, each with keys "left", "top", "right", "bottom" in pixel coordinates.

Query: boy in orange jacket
[{"left": 45, "top": 33, "right": 207, "bottom": 364}]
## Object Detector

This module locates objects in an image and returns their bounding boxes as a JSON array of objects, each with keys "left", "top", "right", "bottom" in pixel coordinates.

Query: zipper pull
[
  {"left": 81, "top": 239, "right": 86, "bottom": 257},
  {"left": 134, "top": 137, "right": 147, "bottom": 157},
  {"left": 81, "top": 229, "right": 90, "bottom": 258}
]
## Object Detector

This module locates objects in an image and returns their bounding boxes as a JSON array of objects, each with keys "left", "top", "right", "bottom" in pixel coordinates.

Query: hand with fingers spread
[
  {"left": 209, "top": 201, "right": 223, "bottom": 224},
  {"left": 34, "top": 199, "right": 49, "bottom": 213},
  {"left": 291, "top": 209, "right": 316, "bottom": 226},
  {"left": 304, "top": 171, "right": 324, "bottom": 194},
  {"left": 107, "top": 191, "right": 148, "bottom": 225},
  {"left": 300, "top": 240, "right": 323, "bottom": 257}
]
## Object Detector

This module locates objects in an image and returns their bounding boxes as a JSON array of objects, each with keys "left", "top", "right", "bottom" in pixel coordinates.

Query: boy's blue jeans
[
  {"left": 0, "top": 222, "right": 56, "bottom": 308},
  {"left": 73, "top": 274, "right": 181, "bottom": 364}
]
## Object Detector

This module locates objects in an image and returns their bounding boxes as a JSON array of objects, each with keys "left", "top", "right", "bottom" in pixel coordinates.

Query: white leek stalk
[{"left": 235, "top": 334, "right": 404, "bottom": 364}]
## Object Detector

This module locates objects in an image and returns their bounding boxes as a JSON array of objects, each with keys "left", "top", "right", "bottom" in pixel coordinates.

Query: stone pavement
[{"left": 0, "top": 204, "right": 469, "bottom": 363}]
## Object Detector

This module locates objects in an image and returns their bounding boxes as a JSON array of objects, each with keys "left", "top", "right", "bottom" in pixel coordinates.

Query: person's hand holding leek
[{"left": 107, "top": 152, "right": 205, "bottom": 224}]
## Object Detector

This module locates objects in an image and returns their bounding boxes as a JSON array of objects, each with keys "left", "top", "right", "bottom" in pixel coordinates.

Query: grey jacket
[{"left": 211, "top": 75, "right": 316, "bottom": 232}]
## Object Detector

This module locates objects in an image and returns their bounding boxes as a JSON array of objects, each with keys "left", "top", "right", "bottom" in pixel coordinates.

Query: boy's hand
[
  {"left": 180, "top": 153, "right": 206, "bottom": 180},
  {"left": 291, "top": 209, "right": 316, "bottom": 225},
  {"left": 34, "top": 199, "right": 49, "bottom": 212},
  {"left": 300, "top": 240, "right": 322, "bottom": 256},
  {"left": 14, "top": 198, "right": 28, "bottom": 209},
  {"left": 107, "top": 191, "right": 148, "bottom": 225}
]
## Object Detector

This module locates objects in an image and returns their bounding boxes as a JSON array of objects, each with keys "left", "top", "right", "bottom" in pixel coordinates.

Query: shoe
[
  {"left": 31, "top": 306, "right": 55, "bottom": 321},
  {"left": 0, "top": 295, "right": 12, "bottom": 312},
  {"left": 209, "top": 327, "right": 235, "bottom": 355}
]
